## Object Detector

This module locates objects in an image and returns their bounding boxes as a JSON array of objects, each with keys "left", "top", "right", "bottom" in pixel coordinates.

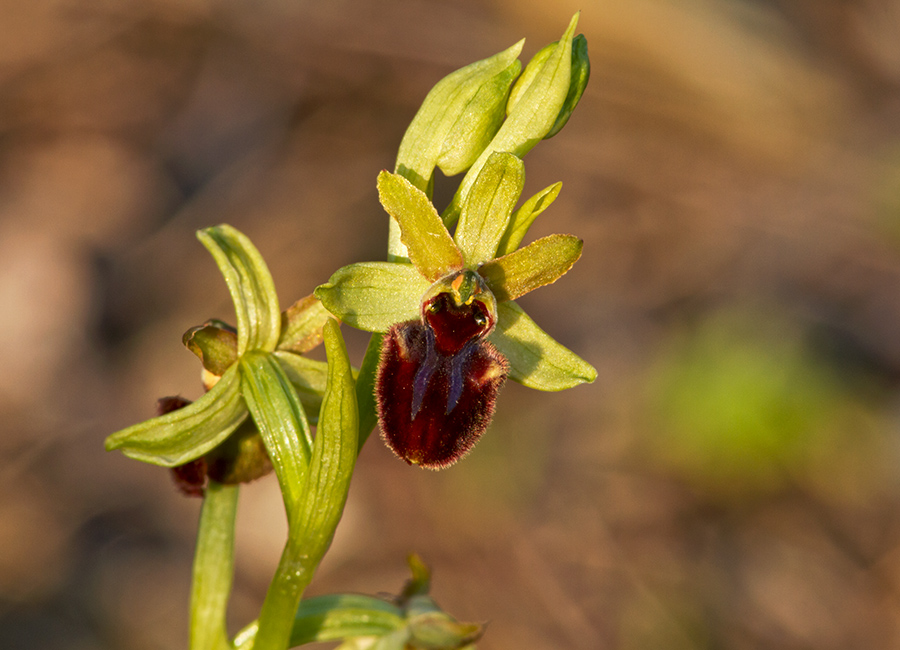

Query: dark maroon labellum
[{"left": 376, "top": 292, "right": 509, "bottom": 469}]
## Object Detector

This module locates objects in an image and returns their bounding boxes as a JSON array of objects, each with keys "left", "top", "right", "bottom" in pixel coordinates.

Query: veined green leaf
[
  {"left": 277, "top": 293, "right": 332, "bottom": 354},
  {"left": 496, "top": 182, "right": 562, "bottom": 256},
  {"left": 395, "top": 39, "right": 524, "bottom": 192},
  {"left": 197, "top": 225, "right": 281, "bottom": 355},
  {"left": 377, "top": 171, "right": 463, "bottom": 281},
  {"left": 478, "top": 234, "right": 582, "bottom": 302},
  {"left": 232, "top": 595, "right": 404, "bottom": 650},
  {"left": 104, "top": 364, "right": 247, "bottom": 467},
  {"left": 442, "top": 13, "right": 579, "bottom": 225},
  {"left": 316, "top": 262, "right": 430, "bottom": 332},
  {"left": 454, "top": 152, "right": 524, "bottom": 267},
  {"left": 239, "top": 351, "right": 312, "bottom": 515},
  {"left": 252, "top": 320, "right": 358, "bottom": 650},
  {"left": 490, "top": 301, "right": 596, "bottom": 390}
]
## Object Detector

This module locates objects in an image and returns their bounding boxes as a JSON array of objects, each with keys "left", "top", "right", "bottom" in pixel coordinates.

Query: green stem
[{"left": 190, "top": 481, "right": 239, "bottom": 650}]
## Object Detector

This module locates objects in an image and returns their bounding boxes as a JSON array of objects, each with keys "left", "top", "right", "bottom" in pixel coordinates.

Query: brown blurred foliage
[{"left": 4, "top": 0, "right": 900, "bottom": 648}]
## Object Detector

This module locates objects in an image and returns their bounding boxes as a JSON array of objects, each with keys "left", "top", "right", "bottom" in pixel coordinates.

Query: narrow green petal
[
  {"left": 490, "top": 301, "right": 596, "bottom": 390},
  {"left": 316, "top": 262, "right": 430, "bottom": 332},
  {"left": 496, "top": 182, "right": 562, "bottom": 257},
  {"left": 104, "top": 364, "right": 247, "bottom": 467},
  {"left": 377, "top": 171, "right": 463, "bottom": 281},
  {"left": 277, "top": 294, "right": 332, "bottom": 354},
  {"left": 197, "top": 225, "right": 281, "bottom": 355},
  {"left": 478, "top": 234, "right": 582, "bottom": 302},
  {"left": 395, "top": 39, "right": 524, "bottom": 192},
  {"left": 239, "top": 351, "right": 312, "bottom": 515},
  {"left": 454, "top": 151, "right": 524, "bottom": 266},
  {"left": 190, "top": 481, "right": 238, "bottom": 650},
  {"left": 442, "top": 13, "right": 579, "bottom": 225}
]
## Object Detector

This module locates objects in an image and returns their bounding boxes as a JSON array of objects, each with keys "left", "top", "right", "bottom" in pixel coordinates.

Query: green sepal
[
  {"left": 395, "top": 39, "right": 524, "bottom": 192},
  {"left": 190, "top": 481, "right": 238, "bottom": 650},
  {"left": 316, "top": 262, "right": 430, "bottom": 332},
  {"left": 544, "top": 33, "right": 590, "bottom": 139},
  {"left": 454, "top": 151, "right": 524, "bottom": 267},
  {"left": 277, "top": 293, "right": 332, "bottom": 354},
  {"left": 183, "top": 320, "right": 238, "bottom": 376},
  {"left": 197, "top": 225, "right": 281, "bottom": 355},
  {"left": 436, "top": 59, "right": 522, "bottom": 176},
  {"left": 239, "top": 351, "right": 312, "bottom": 515},
  {"left": 478, "top": 233, "right": 583, "bottom": 302},
  {"left": 104, "top": 364, "right": 247, "bottom": 467},
  {"left": 442, "top": 13, "right": 579, "bottom": 225},
  {"left": 273, "top": 350, "right": 360, "bottom": 426},
  {"left": 377, "top": 171, "right": 463, "bottom": 281},
  {"left": 496, "top": 182, "right": 562, "bottom": 257},
  {"left": 272, "top": 351, "right": 328, "bottom": 425},
  {"left": 490, "top": 301, "right": 597, "bottom": 390}
]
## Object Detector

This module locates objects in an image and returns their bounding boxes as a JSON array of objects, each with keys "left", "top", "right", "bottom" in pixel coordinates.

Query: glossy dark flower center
[{"left": 422, "top": 292, "right": 494, "bottom": 356}]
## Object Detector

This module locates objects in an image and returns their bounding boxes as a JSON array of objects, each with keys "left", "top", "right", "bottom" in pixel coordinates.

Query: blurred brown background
[{"left": 4, "top": 0, "right": 900, "bottom": 648}]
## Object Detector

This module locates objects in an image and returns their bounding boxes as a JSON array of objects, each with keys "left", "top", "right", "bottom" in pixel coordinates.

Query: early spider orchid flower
[{"left": 316, "top": 152, "right": 596, "bottom": 468}]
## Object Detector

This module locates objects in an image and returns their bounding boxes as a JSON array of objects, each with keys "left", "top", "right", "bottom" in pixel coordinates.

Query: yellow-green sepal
[
  {"left": 490, "top": 301, "right": 597, "bottom": 390},
  {"left": 316, "top": 262, "right": 431, "bottom": 332},
  {"left": 104, "top": 364, "right": 248, "bottom": 466}
]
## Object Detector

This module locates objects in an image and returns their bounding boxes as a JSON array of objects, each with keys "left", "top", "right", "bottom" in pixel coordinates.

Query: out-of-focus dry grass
[{"left": 3, "top": 0, "right": 900, "bottom": 648}]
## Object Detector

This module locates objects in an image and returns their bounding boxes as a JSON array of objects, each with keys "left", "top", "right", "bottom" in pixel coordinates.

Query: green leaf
[
  {"left": 496, "top": 182, "right": 562, "bottom": 257},
  {"left": 454, "top": 151, "right": 524, "bottom": 266},
  {"left": 490, "top": 301, "right": 596, "bottom": 390},
  {"left": 377, "top": 171, "right": 463, "bottom": 281},
  {"left": 442, "top": 13, "right": 579, "bottom": 225},
  {"left": 105, "top": 364, "right": 247, "bottom": 467},
  {"left": 197, "top": 225, "right": 281, "bottom": 355},
  {"left": 545, "top": 33, "right": 590, "bottom": 139},
  {"left": 190, "top": 481, "right": 238, "bottom": 650},
  {"left": 478, "top": 234, "right": 582, "bottom": 302},
  {"left": 239, "top": 351, "right": 312, "bottom": 515},
  {"left": 395, "top": 39, "right": 524, "bottom": 192},
  {"left": 253, "top": 320, "right": 358, "bottom": 650},
  {"left": 232, "top": 595, "right": 404, "bottom": 650},
  {"left": 316, "top": 262, "right": 430, "bottom": 332},
  {"left": 291, "top": 595, "right": 404, "bottom": 645},
  {"left": 277, "top": 293, "right": 332, "bottom": 354}
]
